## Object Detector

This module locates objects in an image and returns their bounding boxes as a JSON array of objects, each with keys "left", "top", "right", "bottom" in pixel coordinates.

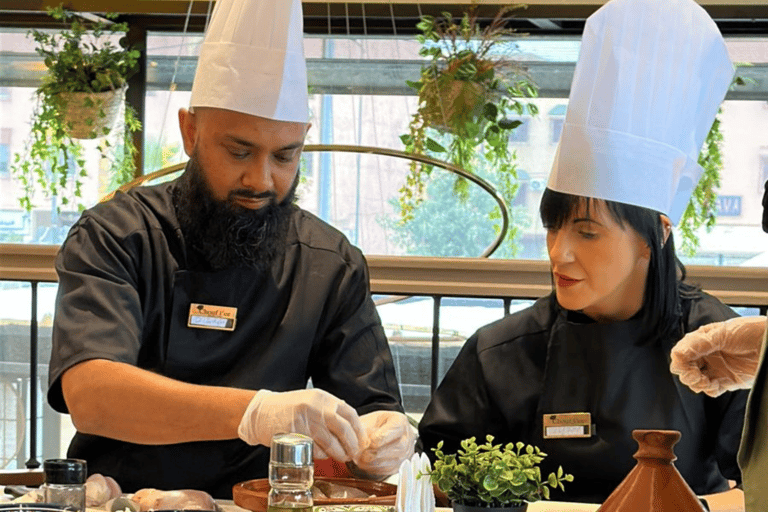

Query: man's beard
[{"left": 174, "top": 153, "right": 298, "bottom": 273}]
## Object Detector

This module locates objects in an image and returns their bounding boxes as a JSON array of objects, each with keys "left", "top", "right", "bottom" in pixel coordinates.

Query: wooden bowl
[{"left": 233, "top": 477, "right": 397, "bottom": 512}]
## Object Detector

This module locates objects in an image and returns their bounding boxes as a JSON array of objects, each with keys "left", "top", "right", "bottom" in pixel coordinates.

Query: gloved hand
[
  {"left": 351, "top": 410, "right": 416, "bottom": 478},
  {"left": 238, "top": 389, "right": 365, "bottom": 461},
  {"left": 670, "top": 316, "right": 766, "bottom": 397}
]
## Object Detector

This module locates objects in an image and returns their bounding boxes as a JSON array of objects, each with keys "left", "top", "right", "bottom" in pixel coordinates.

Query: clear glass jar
[
  {"left": 267, "top": 433, "right": 314, "bottom": 512},
  {"left": 42, "top": 458, "right": 87, "bottom": 512}
]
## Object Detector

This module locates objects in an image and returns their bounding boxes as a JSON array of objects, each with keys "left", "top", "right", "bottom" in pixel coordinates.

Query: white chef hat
[
  {"left": 547, "top": 0, "right": 733, "bottom": 224},
  {"left": 189, "top": 0, "right": 309, "bottom": 123}
]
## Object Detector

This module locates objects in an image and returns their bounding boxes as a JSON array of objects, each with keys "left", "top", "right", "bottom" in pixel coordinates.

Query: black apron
[
  {"left": 418, "top": 293, "right": 745, "bottom": 504},
  {"left": 535, "top": 310, "right": 728, "bottom": 502},
  {"left": 69, "top": 266, "right": 302, "bottom": 498}
]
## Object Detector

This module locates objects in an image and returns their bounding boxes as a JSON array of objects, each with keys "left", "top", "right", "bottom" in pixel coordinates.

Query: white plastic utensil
[
  {"left": 396, "top": 453, "right": 435, "bottom": 512},
  {"left": 418, "top": 452, "right": 435, "bottom": 512},
  {"left": 395, "top": 457, "right": 410, "bottom": 512}
]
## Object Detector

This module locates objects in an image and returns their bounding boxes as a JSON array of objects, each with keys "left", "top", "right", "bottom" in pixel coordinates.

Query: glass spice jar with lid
[
  {"left": 268, "top": 433, "right": 314, "bottom": 512},
  {"left": 42, "top": 458, "right": 87, "bottom": 512}
]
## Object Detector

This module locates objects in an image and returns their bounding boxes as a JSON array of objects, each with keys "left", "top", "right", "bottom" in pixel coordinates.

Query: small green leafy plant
[
  {"left": 421, "top": 436, "right": 573, "bottom": 508},
  {"left": 400, "top": 4, "right": 538, "bottom": 227},
  {"left": 11, "top": 5, "right": 141, "bottom": 212}
]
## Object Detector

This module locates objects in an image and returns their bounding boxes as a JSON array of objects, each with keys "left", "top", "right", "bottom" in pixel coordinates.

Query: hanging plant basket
[
  {"left": 418, "top": 56, "right": 504, "bottom": 135},
  {"left": 420, "top": 78, "right": 488, "bottom": 133},
  {"left": 60, "top": 85, "right": 126, "bottom": 139}
]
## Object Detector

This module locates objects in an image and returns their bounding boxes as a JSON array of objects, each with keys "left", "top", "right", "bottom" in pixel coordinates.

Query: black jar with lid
[{"left": 42, "top": 459, "right": 87, "bottom": 512}]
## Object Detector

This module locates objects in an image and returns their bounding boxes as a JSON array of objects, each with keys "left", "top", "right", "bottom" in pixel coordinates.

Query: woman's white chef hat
[
  {"left": 189, "top": 0, "right": 309, "bottom": 123},
  {"left": 547, "top": 0, "right": 734, "bottom": 224}
]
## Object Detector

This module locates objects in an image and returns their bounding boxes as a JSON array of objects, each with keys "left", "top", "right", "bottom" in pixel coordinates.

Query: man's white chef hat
[
  {"left": 189, "top": 0, "right": 309, "bottom": 123},
  {"left": 547, "top": 0, "right": 734, "bottom": 224}
]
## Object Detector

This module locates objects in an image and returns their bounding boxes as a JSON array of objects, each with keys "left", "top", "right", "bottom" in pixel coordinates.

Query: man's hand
[
  {"left": 670, "top": 316, "right": 766, "bottom": 397},
  {"left": 350, "top": 410, "right": 415, "bottom": 479},
  {"left": 238, "top": 389, "right": 365, "bottom": 461}
]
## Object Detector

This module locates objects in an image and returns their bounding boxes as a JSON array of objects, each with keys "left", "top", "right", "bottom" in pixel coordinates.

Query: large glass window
[
  {"left": 2, "top": 29, "right": 768, "bottom": 264},
  {"left": 4, "top": 19, "right": 768, "bottom": 465}
]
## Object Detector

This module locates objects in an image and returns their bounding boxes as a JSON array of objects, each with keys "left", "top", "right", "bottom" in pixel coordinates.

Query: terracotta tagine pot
[{"left": 597, "top": 429, "right": 706, "bottom": 511}]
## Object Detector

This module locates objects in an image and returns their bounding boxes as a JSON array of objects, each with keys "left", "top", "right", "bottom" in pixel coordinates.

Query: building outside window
[
  {"left": 0, "top": 128, "right": 10, "bottom": 178},
  {"left": 508, "top": 117, "right": 530, "bottom": 143},
  {"left": 549, "top": 104, "right": 567, "bottom": 144}
]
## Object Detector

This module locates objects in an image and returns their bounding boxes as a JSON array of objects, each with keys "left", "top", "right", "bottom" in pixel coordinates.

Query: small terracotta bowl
[{"left": 232, "top": 477, "right": 397, "bottom": 512}]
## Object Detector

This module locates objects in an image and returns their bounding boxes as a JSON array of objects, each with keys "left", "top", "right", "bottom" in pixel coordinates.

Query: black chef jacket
[
  {"left": 48, "top": 177, "right": 403, "bottom": 498},
  {"left": 419, "top": 292, "right": 748, "bottom": 503}
]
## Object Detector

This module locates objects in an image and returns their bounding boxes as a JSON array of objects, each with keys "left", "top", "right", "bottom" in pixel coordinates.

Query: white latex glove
[
  {"left": 238, "top": 388, "right": 365, "bottom": 461},
  {"left": 670, "top": 316, "right": 766, "bottom": 397},
  {"left": 352, "top": 410, "right": 416, "bottom": 478}
]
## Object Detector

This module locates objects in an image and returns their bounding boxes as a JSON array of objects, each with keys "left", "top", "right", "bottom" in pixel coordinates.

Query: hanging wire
[
  {"left": 169, "top": 0, "right": 195, "bottom": 93},
  {"left": 204, "top": 0, "right": 214, "bottom": 33},
  {"left": 396, "top": 1, "right": 412, "bottom": 148},
  {"left": 151, "top": 0, "right": 195, "bottom": 173},
  {"left": 152, "top": 0, "right": 214, "bottom": 174},
  {"left": 344, "top": 3, "right": 350, "bottom": 36},
  {"left": 361, "top": 1, "right": 392, "bottom": 253},
  {"left": 417, "top": 1, "right": 449, "bottom": 127},
  {"left": 361, "top": 2, "right": 368, "bottom": 36},
  {"left": 350, "top": 2, "right": 365, "bottom": 247},
  {"left": 389, "top": 2, "right": 398, "bottom": 36}
]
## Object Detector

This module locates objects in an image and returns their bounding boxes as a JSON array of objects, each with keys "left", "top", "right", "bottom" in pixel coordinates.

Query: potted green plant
[
  {"left": 399, "top": 4, "right": 538, "bottom": 230},
  {"left": 421, "top": 435, "right": 573, "bottom": 511},
  {"left": 11, "top": 5, "right": 141, "bottom": 212}
]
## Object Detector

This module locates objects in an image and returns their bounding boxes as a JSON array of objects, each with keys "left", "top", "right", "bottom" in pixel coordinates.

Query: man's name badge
[
  {"left": 187, "top": 303, "right": 237, "bottom": 331},
  {"left": 543, "top": 412, "right": 592, "bottom": 439}
]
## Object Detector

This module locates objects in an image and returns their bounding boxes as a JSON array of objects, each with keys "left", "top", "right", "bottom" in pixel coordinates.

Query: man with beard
[
  {"left": 173, "top": 147, "right": 298, "bottom": 274},
  {"left": 46, "top": 0, "right": 413, "bottom": 498}
]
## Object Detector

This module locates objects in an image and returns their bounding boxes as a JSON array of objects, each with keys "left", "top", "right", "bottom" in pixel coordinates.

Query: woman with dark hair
[
  {"left": 418, "top": 0, "right": 747, "bottom": 508},
  {"left": 538, "top": 189, "right": 684, "bottom": 338},
  {"left": 418, "top": 188, "right": 747, "bottom": 506}
]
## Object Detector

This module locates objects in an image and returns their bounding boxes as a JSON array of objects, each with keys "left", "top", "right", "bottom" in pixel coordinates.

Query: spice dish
[
  {"left": 313, "top": 506, "right": 394, "bottom": 512},
  {"left": 232, "top": 478, "right": 396, "bottom": 512}
]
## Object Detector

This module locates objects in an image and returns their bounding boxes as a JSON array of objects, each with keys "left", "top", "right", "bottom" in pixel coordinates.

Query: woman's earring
[{"left": 660, "top": 215, "right": 672, "bottom": 248}]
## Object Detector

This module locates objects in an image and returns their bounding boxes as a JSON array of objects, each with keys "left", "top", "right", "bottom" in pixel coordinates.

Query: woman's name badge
[
  {"left": 543, "top": 413, "right": 592, "bottom": 439},
  {"left": 187, "top": 303, "right": 237, "bottom": 331}
]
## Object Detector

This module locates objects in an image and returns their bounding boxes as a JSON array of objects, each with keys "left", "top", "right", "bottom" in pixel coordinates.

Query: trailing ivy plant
[
  {"left": 11, "top": 5, "right": 141, "bottom": 212},
  {"left": 420, "top": 435, "right": 573, "bottom": 507},
  {"left": 677, "top": 70, "right": 751, "bottom": 256},
  {"left": 400, "top": 4, "right": 538, "bottom": 236}
]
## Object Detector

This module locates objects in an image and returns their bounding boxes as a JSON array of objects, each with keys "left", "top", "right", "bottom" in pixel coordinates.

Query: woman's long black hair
[{"left": 540, "top": 188, "right": 698, "bottom": 340}]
